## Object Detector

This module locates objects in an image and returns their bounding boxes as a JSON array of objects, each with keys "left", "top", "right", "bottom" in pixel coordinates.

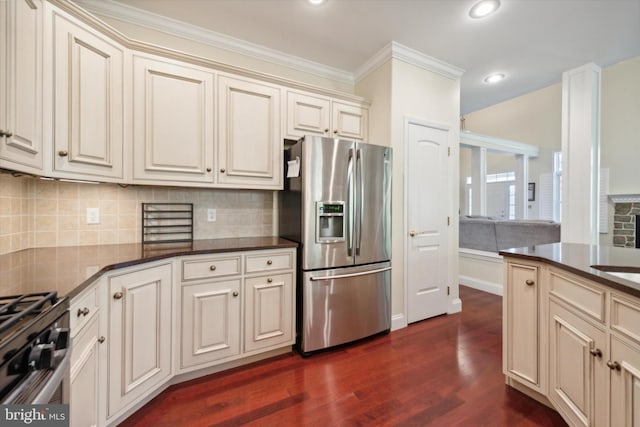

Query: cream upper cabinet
[
  {"left": 132, "top": 54, "right": 215, "bottom": 185},
  {"left": 48, "top": 4, "right": 124, "bottom": 181},
  {"left": 0, "top": 0, "right": 43, "bottom": 174},
  {"left": 503, "top": 260, "right": 547, "bottom": 394},
  {"left": 107, "top": 261, "right": 173, "bottom": 421},
  {"left": 217, "top": 74, "right": 282, "bottom": 189},
  {"left": 286, "top": 90, "right": 369, "bottom": 141}
]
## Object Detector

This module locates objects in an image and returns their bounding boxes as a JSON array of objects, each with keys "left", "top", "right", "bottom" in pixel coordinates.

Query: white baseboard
[
  {"left": 391, "top": 313, "right": 407, "bottom": 331},
  {"left": 448, "top": 297, "right": 462, "bottom": 314},
  {"left": 459, "top": 275, "right": 503, "bottom": 296}
]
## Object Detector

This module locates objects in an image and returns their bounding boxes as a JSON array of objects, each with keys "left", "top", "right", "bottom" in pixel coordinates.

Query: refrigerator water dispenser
[{"left": 316, "top": 202, "right": 345, "bottom": 243}]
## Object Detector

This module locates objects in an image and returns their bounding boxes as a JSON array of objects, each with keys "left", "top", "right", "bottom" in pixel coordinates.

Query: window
[{"left": 553, "top": 151, "right": 562, "bottom": 222}]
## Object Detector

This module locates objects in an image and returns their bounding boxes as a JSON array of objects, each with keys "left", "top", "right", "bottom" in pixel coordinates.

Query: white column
[
  {"left": 471, "top": 147, "right": 486, "bottom": 215},
  {"left": 561, "top": 63, "right": 601, "bottom": 244},
  {"left": 515, "top": 154, "right": 529, "bottom": 219}
]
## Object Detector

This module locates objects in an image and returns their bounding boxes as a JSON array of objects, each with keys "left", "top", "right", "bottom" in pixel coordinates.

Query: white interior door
[{"left": 406, "top": 120, "right": 449, "bottom": 323}]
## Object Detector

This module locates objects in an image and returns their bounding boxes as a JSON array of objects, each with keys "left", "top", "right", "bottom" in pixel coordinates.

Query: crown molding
[
  {"left": 354, "top": 41, "right": 465, "bottom": 83},
  {"left": 73, "top": 0, "right": 354, "bottom": 85}
]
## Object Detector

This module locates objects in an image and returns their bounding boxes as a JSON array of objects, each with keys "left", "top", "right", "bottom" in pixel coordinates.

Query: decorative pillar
[
  {"left": 471, "top": 147, "right": 486, "bottom": 215},
  {"left": 515, "top": 154, "right": 529, "bottom": 219},
  {"left": 561, "top": 63, "right": 601, "bottom": 244}
]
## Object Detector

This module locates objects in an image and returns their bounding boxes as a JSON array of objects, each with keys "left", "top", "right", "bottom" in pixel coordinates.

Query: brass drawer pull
[
  {"left": 267, "top": 278, "right": 273, "bottom": 283},
  {"left": 589, "top": 348, "right": 602, "bottom": 358},
  {"left": 58, "top": 150, "right": 69, "bottom": 157},
  {"left": 76, "top": 307, "right": 90, "bottom": 317},
  {"left": 267, "top": 260, "right": 273, "bottom": 265},
  {"left": 525, "top": 279, "right": 535, "bottom": 286},
  {"left": 210, "top": 265, "right": 217, "bottom": 271},
  {"left": 607, "top": 360, "right": 621, "bottom": 371},
  {"left": 232, "top": 291, "right": 239, "bottom": 297},
  {"left": 113, "top": 291, "right": 124, "bottom": 300},
  {"left": 98, "top": 336, "right": 106, "bottom": 344}
]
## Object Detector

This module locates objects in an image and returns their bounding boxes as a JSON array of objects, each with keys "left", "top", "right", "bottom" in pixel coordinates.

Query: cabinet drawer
[
  {"left": 70, "top": 285, "right": 99, "bottom": 335},
  {"left": 549, "top": 269, "right": 605, "bottom": 323},
  {"left": 182, "top": 255, "right": 241, "bottom": 281},
  {"left": 611, "top": 293, "right": 640, "bottom": 345},
  {"left": 245, "top": 251, "right": 293, "bottom": 274}
]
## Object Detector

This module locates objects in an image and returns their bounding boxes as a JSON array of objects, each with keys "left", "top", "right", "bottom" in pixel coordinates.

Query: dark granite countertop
[
  {"left": 0, "top": 237, "right": 297, "bottom": 300},
  {"left": 500, "top": 243, "right": 640, "bottom": 299}
]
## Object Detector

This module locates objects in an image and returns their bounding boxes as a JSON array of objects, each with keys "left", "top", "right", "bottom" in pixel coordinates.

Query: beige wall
[
  {"left": 97, "top": 16, "right": 354, "bottom": 94},
  {"left": 357, "top": 59, "right": 461, "bottom": 320},
  {"left": 0, "top": 173, "right": 273, "bottom": 256}
]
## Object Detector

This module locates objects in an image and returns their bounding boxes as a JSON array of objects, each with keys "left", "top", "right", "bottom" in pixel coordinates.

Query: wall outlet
[
  {"left": 207, "top": 208, "right": 216, "bottom": 222},
  {"left": 86, "top": 207, "right": 100, "bottom": 224}
]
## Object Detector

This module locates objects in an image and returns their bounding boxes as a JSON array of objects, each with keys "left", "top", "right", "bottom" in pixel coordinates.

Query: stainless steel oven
[{"left": 0, "top": 292, "right": 70, "bottom": 405}]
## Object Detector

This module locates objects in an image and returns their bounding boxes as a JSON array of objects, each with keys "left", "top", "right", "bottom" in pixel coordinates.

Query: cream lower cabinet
[
  {"left": 106, "top": 261, "right": 173, "bottom": 421},
  {"left": 503, "top": 260, "right": 547, "bottom": 394},
  {"left": 217, "top": 75, "right": 282, "bottom": 189},
  {"left": 285, "top": 90, "right": 369, "bottom": 141},
  {"left": 548, "top": 299, "right": 607, "bottom": 427},
  {"left": 48, "top": 4, "right": 124, "bottom": 181},
  {"left": 0, "top": 0, "right": 43, "bottom": 174}
]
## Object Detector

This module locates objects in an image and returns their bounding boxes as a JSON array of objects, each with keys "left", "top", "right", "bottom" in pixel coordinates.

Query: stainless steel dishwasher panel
[{"left": 300, "top": 262, "right": 391, "bottom": 353}]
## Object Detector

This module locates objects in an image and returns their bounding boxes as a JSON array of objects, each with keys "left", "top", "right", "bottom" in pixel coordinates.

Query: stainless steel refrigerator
[{"left": 279, "top": 135, "right": 392, "bottom": 355}]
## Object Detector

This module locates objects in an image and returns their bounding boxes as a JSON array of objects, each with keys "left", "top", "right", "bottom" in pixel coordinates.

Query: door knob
[{"left": 409, "top": 230, "right": 416, "bottom": 237}]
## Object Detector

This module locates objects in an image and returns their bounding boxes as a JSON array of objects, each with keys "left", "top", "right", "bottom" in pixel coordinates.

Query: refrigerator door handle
[
  {"left": 356, "top": 148, "right": 364, "bottom": 256},
  {"left": 346, "top": 148, "right": 355, "bottom": 257},
  {"left": 309, "top": 266, "right": 392, "bottom": 281}
]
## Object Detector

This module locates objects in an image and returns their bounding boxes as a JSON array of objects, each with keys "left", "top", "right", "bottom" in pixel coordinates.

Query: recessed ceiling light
[
  {"left": 308, "top": 0, "right": 326, "bottom": 5},
  {"left": 484, "top": 73, "right": 506, "bottom": 84},
  {"left": 469, "top": 0, "right": 501, "bottom": 19}
]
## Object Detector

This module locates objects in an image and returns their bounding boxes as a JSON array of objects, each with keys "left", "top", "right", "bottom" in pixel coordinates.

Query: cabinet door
[
  {"left": 70, "top": 315, "right": 100, "bottom": 427},
  {"left": 332, "top": 101, "right": 368, "bottom": 141},
  {"left": 244, "top": 272, "right": 294, "bottom": 353},
  {"left": 0, "top": 0, "right": 43, "bottom": 173},
  {"left": 549, "top": 300, "right": 607, "bottom": 427},
  {"left": 133, "top": 55, "right": 215, "bottom": 184},
  {"left": 107, "top": 262, "right": 172, "bottom": 419},
  {"left": 181, "top": 280, "right": 241, "bottom": 370},
  {"left": 504, "top": 262, "right": 544, "bottom": 391},
  {"left": 217, "top": 75, "right": 281, "bottom": 189},
  {"left": 286, "top": 91, "right": 330, "bottom": 139},
  {"left": 51, "top": 7, "right": 124, "bottom": 180},
  {"left": 610, "top": 335, "right": 640, "bottom": 427}
]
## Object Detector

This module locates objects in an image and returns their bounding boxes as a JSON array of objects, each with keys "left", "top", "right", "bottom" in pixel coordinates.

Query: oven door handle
[
  {"left": 3, "top": 348, "right": 72, "bottom": 405},
  {"left": 32, "top": 348, "right": 71, "bottom": 404}
]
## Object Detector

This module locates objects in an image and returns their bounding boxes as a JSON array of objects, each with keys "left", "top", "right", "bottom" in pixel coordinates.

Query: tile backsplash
[{"left": 0, "top": 173, "right": 274, "bottom": 255}]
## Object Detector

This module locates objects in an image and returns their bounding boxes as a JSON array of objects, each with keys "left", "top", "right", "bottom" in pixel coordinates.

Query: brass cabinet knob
[
  {"left": 58, "top": 150, "right": 69, "bottom": 157},
  {"left": 607, "top": 360, "right": 621, "bottom": 371},
  {"left": 589, "top": 348, "right": 603, "bottom": 358},
  {"left": 333, "top": 130, "right": 338, "bottom": 134},
  {"left": 220, "top": 168, "right": 226, "bottom": 173},
  {"left": 324, "top": 129, "right": 329, "bottom": 133},
  {"left": 525, "top": 279, "right": 535, "bottom": 286},
  {"left": 5, "top": 131, "right": 12, "bottom": 138},
  {"left": 232, "top": 291, "right": 239, "bottom": 297},
  {"left": 409, "top": 230, "right": 416, "bottom": 237},
  {"left": 113, "top": 291, "right": 124, "bottom": 300},
  {"left": 206, "top": 167, "right": 212, "bottom": 172},
  {"left": 0, "top": 130, "right": 5, "bottom": 137},
  {"left": 267, "top": 278, "right": 273, "bottom": 283},
  {"left": 210, "top": 265, "right": 217, "bottom": 271},
  {"left": 98, "top": 336, "right": 106, "bottom": 344},
  {"left": 267, "top": 259, "right": 273, "bottom": 265},
  {"left": 77, "top": 307, "right": 90, "bottom": 317}
]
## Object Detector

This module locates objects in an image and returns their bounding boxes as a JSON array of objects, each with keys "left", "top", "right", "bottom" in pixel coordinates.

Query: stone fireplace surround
[{"left": 613, "top": 198, "right": 640, "bottom": 248}]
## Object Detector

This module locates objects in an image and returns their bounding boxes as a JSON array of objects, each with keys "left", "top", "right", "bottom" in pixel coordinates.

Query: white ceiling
[{"left": 106, "top": 0, "right": 640, "bottom": 114}]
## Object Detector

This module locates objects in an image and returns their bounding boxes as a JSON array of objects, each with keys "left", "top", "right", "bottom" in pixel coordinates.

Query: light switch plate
[
  {"left": 86, "top": 207, "right": 100, "bottom": 224},
  {"left": 207, "top": 209, "right": 216, "bottom": 222}
]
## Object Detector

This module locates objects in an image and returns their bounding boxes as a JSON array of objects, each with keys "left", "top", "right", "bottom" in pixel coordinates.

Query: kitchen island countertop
[
  {"left": 500, "top": 242, "right": 640, "bottom": 298},
  {"left": 0, "top": 237, "right": 297, "bottom": 299}
]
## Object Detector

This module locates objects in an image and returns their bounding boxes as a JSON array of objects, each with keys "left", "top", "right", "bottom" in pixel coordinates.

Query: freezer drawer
[{"left": 300, "top": 262, "right": 391, "bottom": 353}]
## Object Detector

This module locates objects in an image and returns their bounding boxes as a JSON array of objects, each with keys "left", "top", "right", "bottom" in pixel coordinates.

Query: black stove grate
[{"left": 0, "top": 292, "right": 58, "bottom": 336}]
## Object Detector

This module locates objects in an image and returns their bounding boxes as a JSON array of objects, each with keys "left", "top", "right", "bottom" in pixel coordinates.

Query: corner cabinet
[
  {"left": 0, "top": 0, "right": 44, "bottom": 174},
  {"left": 217, "top": 75, "right": 282, "bottom": 189},
  {"left": 503, "top": 257, "right": 640, "bottom": 427},
  {"left": 132, "top": 53, "right": 216, "bottom": 185},
  {"left": 286, "top": 90, "right": 369, "bottom": 141},
  {"left": 47, "top": 4, "right": 125, "bottom": 181},
  {"left": 106, "top": 260, "right": 173, "bottom": 422}
]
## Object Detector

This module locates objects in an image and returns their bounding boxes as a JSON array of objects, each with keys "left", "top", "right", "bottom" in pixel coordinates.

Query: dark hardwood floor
[{"left": 120, "top": 286, "right": 566, "bottom": 426}]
